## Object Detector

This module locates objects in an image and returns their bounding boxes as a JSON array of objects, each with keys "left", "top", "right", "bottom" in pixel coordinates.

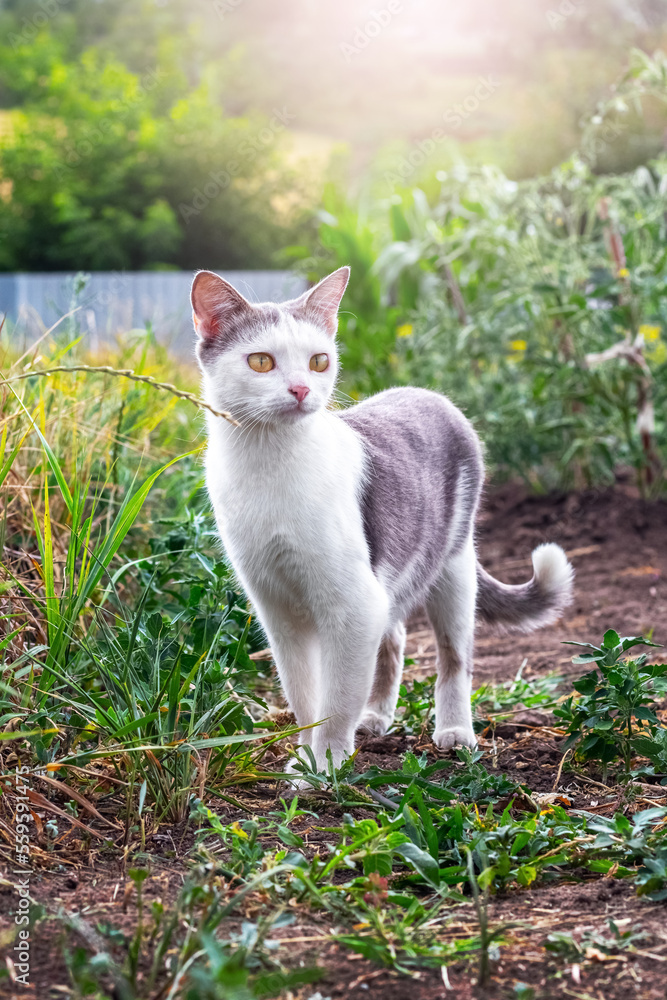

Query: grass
[{"left": 1, "top": 324, "right": 666, "bottom": 998}]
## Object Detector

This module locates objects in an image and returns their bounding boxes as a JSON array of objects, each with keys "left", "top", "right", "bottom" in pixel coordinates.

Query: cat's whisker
[{"left": 330, "top": 389, "right": 355, "bottom": 409}]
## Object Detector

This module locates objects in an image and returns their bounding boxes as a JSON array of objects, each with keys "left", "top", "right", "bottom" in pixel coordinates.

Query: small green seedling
[{"left": 556, "top": 630, "right": 666, "bottom": 776}]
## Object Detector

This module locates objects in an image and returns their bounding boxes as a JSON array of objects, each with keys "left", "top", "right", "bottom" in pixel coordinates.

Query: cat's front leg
[
  {"left": 255, "top": 601, "right": 320, "bottom": 748},
  {"left": 313, "top": 571, "right": 389, "bottom": 770}
]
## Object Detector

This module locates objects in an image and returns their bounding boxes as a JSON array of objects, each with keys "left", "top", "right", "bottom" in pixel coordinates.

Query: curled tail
[{"left": 476, "top": 543, "right": 574, "bottom": 633}]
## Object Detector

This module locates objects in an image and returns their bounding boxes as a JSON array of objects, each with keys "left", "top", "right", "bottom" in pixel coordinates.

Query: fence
[{"left": 0, "top": 270, "right": 308, "bottom": 357}]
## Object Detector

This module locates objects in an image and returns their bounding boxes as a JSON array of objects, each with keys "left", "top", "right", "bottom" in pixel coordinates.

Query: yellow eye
[
  {"left": 247, "top": 353, "right": 275, "bottom": 373},
  {"left": 309, "top": 353, "right": 329, "bottom": 372}
]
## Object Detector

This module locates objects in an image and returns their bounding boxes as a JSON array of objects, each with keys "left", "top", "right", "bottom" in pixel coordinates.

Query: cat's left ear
[{"left": 288, "top": 266, "right": 350, "bottom": 337}]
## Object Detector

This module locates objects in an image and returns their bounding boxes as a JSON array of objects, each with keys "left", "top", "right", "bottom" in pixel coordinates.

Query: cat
[{"left": 192, "top": 265, "right": 574, "bottom": 773}]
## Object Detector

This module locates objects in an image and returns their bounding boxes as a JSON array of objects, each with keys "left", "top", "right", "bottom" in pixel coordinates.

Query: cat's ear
[
  {"left": 191, "top": 270, "right": 252, "bottom": 342},
  {"left": 289, "top": 266, "right": 350, "bottom": 337}
]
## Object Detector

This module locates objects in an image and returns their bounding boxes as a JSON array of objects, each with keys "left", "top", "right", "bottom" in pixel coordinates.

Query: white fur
[
  {"left": 201, "top": 310, "right": 389, "bottom": 769},
  {"left": 427, "top": 534, "right": 478, "bottom": 750},
  {"left": 531, "top": 542, "right": 574, "bottom": 597}
]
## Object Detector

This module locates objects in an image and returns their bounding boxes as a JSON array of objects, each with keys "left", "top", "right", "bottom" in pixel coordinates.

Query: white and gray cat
[{"left": 192, "top": 266, "right": 574, "bottom": 772}]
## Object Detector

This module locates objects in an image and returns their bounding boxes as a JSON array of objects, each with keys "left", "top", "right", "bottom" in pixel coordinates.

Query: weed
[
  {"left": 472, "top": 663, "right": 562, "bottom": 725},
  {"left": 545, "top": 918, "right": 648, "bottom": 963},
  {"left": 394, "top": 671, "right": 434, "bottom": 734},
  {"left": 556, "top": 629, "right": 667, "bottom": 777}
]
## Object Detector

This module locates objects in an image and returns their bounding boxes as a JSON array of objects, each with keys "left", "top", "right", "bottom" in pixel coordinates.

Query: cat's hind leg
[
  {"left": 357, "top": 622, "right": 406, "bottom": 737},
  {"left": 426, "top": 534, "right": 477, "bottom": 749}
]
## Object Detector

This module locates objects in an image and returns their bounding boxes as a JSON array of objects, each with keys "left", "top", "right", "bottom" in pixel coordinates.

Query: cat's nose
[{"left": 288, "top": 384, "right": 310, "bottom": 404}]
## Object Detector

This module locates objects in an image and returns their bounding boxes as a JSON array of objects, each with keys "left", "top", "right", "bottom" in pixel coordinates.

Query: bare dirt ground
[
  {"left": 2, "top": 482, "right": 666, "bottom": 1000},
  {"left": 408, "top": 479, "right": 667, "bottom": 685}
]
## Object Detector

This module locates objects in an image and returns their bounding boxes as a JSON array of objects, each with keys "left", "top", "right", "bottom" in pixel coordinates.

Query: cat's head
[{"left": 192, "top": 267, "right": 350, "bottom": 426}]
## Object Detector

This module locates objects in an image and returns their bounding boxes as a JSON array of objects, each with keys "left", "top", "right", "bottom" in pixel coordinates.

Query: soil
[
  {"left": 407, "top": 479, "right": 667, "bottom": 685},
  {"left": 1, "top": 482, "right": 667, "bottom": 1000}
]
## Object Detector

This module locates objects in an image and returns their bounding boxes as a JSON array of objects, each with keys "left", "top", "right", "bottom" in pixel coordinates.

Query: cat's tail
[{"left": 476, "top": 543, "right": 574, "bottom": 633}]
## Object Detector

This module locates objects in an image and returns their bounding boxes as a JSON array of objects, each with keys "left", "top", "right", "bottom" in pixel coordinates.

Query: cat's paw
[
  {"left": 283, "top": 774, "right": 310, "bottom": 792},
  {"left": 357, "top": 709, "right": 391, "bottom": 737},
  {"left": 282, "top": 753, "right": 314, "bottom": 791},
  {"left": 432, "top": 726, "right": 477, "bottom": 750}
]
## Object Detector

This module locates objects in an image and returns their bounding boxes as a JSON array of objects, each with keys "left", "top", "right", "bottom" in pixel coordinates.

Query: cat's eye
[
  {"left": 309, "top": 353, "right": 329, "bottom": 372},
  {"left": 247, "top": 353, "right": 275, "bottom": 373}
]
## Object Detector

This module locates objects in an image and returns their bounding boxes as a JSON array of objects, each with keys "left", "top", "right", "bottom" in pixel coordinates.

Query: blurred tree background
[{"left": 1, "top": 0, "right": 667, "bottom": 271}]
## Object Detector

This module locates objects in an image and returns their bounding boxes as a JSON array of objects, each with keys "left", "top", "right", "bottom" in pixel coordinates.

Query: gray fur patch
[
  {"left": 340, "top": 387, "right": 484, "bottom": 618},
  {"left": 196, "top": 303, "right": 282, "bottom": 363}
]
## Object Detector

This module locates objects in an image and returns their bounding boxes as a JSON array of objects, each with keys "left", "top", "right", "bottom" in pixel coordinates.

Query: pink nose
[{"left": 288, "top": 385, "right": 310, "bottom": 404}]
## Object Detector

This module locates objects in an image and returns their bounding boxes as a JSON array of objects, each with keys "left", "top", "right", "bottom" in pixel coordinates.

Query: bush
[{"left": 0, "top": 32, "right": 313, "bottom": 271}]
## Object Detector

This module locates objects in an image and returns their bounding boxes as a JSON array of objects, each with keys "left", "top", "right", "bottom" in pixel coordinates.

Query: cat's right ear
[{"left": 191, "top": 270, "right": 251, "bottom": 343}]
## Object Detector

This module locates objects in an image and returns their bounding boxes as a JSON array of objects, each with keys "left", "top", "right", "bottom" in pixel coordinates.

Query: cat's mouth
[{"left": 278, "top": 399, "right": 314, "bottom": 418}]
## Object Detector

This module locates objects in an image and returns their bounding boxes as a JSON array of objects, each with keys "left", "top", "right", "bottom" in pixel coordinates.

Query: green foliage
[
  {"left": 544, "top": 918, "right": 648, "bottom": 962},
  {"left": 291, "top": 55, "right": 667, "bottom": 492},
  {"left": 389, "top": 162, "right": 665, "bottom": 489},
  {"left": 0, "top": 332, "right": 292, "bottom": 830},
  {"left": 555, "top": 629, "right": 667, "bottom": 775},
  {"left": 0, "top": 31, "right": 311, "bottom": 270},
  {"left": 394, "top": 672, "right": 435, "bottom": 733},
  {"left": 284, "top": 184, "right": 409, "bottom": 401},
  {"left": 58, "top": 859, "right": 323, "bottom": 999},
  {"left": 635, "top": 848, "right": 667, "bottom": 901},
  {"left": 472, "top": 665, "right": 562, "bottom": 725}
]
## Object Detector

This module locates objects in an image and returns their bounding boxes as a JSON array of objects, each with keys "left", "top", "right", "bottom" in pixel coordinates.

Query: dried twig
[
  {"left": 1, "top": 365, "right": 239, "bottom": 426},
  {"left": 553, "top": 747, "right": 572, "bottom": 792}
]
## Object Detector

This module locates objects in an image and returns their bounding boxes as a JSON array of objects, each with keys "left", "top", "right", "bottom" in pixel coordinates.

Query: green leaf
[
  {"left": 516, "top": 864, "right": 537, "bottom": 887},
  {"left": 394, "top": 842, "right": 441, "bottom": 887},
  {"left": 634, "top": 707, "right": 658, "bottom": 723},
  {"left": 602, "top": 629, "right": 621, "bottom": 649},
  {"left": 573, "top": 672, "right": 599, "bottom": 694},
  {"left": 363, "top": 852, "right": 392, "bottom": 877}
]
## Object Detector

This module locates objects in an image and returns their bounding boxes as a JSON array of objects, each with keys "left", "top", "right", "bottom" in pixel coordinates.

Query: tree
[{"left": 0, "top": 32, "right": 312, "bottom": 270}]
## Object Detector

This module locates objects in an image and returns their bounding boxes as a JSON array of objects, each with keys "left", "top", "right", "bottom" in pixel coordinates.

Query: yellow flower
[
  {"left": 618, "top": 267, "right": 630, "bottom": 278},
  {"left": 231, "top": 821, "right": 248, "bottom": 839},
  {"left": 510, "top": 339, "right": 527, "bottom": 352},
  {"left": 639, "top": 324, "right": 661, "bottom": 342},
  {"left": 397, "top": 323, "right": 413, "bottom": 338}
]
